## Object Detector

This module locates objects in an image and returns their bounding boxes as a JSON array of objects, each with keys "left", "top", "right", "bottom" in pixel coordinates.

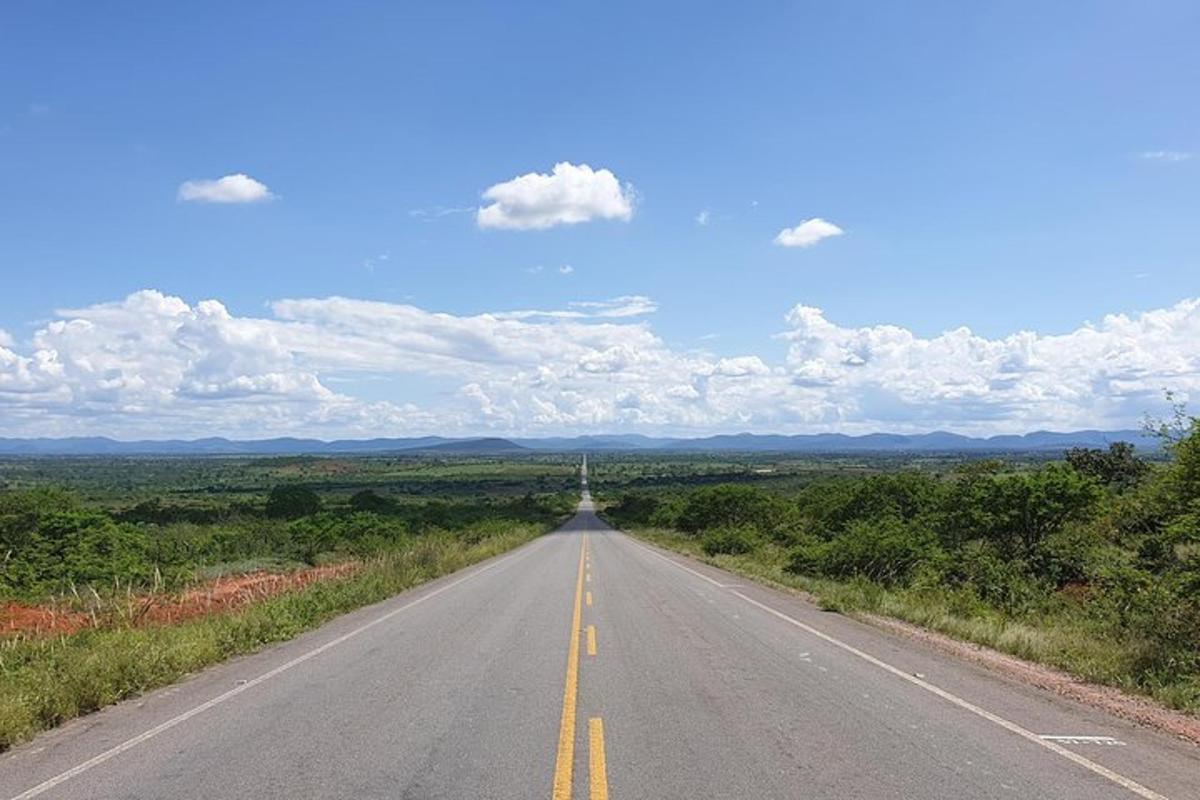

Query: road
[{"left": 2, "top": 492, "right": 1198, "bottom": 799}]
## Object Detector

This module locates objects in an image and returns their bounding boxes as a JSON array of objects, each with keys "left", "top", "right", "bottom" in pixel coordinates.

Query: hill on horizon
[{"left": 0, "top": 429, "right": 1159, "bottom": 456}]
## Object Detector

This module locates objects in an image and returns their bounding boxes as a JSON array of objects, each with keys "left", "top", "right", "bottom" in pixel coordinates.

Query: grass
[
  {"left": 628, "top": 526, "right": 1200, "bottom": 715},
  {"left": 0, "top": 526, "right": 541, "bottom": 751}
]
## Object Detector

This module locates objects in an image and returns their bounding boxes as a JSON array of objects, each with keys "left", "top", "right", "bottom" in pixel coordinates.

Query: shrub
[
  {"left": 1065, "top": 442, "right": 1148, "bottom": 489},
  {"left": 348, "top": 490, "right": 395, "bottom": 514},
  {"left": 701, "top": 525, "right": 762, "bottom": 556},
  {"left": 944, "top": 463, "right": 1102, "bottom": 558},
  {"left": 265, "top": 485, "right": 322, "bottom": 519},
  {"left": 787, "top": 517, "right": 941, "bottom": 585},
  {"left": 677, "top": 485, "right": 785, "bottom": 537}
]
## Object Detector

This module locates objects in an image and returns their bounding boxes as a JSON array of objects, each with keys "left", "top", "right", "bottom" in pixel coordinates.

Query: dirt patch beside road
[{"left": 1, "top": 562, "right": 360, "bottom": 639}]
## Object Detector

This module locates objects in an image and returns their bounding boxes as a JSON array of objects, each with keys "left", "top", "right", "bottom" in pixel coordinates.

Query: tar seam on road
[
  {"left": 588, "top": 717, "right": 609, "bottom": 800},
  {"left": 552, "top": 534, "right": 588, "bottom": 800},
  {"left": 4, "top": 539, "right": 545, "bottom": 800},
  {"left": 626, "top": 537, "right": 1170, "bottom": 800}
]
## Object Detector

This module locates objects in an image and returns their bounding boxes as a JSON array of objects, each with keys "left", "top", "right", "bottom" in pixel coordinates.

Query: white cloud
[
  {"left": 696, "top": 210, "right": 711, "bottom": 226},
  {"left": 497, "top": 295, "right": 657, "bottom": 320},
  {"left": 477, "top": 162, "right": 635, "bottom": 230},
  {"left": 0, "top": 329, "right": 13, "bottom": 348},
  {"left": 409, "top": 205, "right": 473, "bottom": 219},
  {"left": 774, "top": 217, "right": 844, "bottom": 248},
  {"left": 178, "top": 173, "right": 275, "bottom": 204},
  {"left": 527, "top": 264, "right": 575, "bottom": 277},
  {"left": 713, "top": 356, "right": 771, "bottom": 377},
  {"left": 1139, "top": 150, "right": 1193, "bottom": 163},
  {"left": 0, "top": 290, "right": 1197, "bottom": 438},
  {"left": 779, "top": 300, "right": 1200, "bottom": 431}
]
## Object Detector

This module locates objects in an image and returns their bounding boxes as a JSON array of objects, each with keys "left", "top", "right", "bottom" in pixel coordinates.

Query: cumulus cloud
[
  {"left": 0, "top": 290, "right": 1197, "bottom": 438},
  {"left": 477, "top": 162, "right": 635, "bottom": 230},
  {"left": 178, "top": 173, "right": 275, "bottom": 204},
  {"left": 780, "top": 300, "right": 1200, "bottom": 430},
  {"left": 774, "top": 218, "right": 844, "bottom": 248}
]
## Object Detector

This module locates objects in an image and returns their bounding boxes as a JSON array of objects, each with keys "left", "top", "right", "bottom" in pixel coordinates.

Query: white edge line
[
  {"left": 624, "top": 535, "right": 1168, "bottom": 800},
  {"left": 7, "top": 540, "right": 541, "bottom": 800},
  {"left": 623, "top": 538, "right": 727, "bottom": 588}
]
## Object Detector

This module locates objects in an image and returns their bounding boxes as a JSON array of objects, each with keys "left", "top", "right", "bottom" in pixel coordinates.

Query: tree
[
  {"left": 974, "top": 465, "right": 1102, "bottom": 557},
  {"left": 349, "top": 489, "right": 394, "bottom": 514},
  {"left": 676, "top": 485, "right": 784, "bottom": 536},
  {"left": 265, "top": 485, "right": 322, "bottom": 519},
  {"left": 1066, "top": 442, "right": 1148, "bottom": 488}
]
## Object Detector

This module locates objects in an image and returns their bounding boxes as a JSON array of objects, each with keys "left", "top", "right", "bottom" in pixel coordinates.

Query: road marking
[
  {"left": 552, "top": 535, "right": 588, "bottom": 800},
  {"left": 726, "top": 590, "right": 1166, "bottom": 800},
  {"left": 587, "top": 625, "right": 597, "bottom": 656},
  {"left": 5, "top": 540, "right": 542, "bottom": 800},
  {"left": 588, "top": 717, "right": 609, "bottom": 800},
  {"left": 586, "top": 573, "right": 592, "bottom": 583},
  {"left": 1041, "top": 735, "right": 1127, "bottom": 746},
  {"left": 586, "top": 591, "right": 593, "bottom": 606},
  {"left": 624, "top": 539, "right": 726, "bottom": 587},
  {"left": 627, "top": 536, "right": 1167, "bottom": 800}
]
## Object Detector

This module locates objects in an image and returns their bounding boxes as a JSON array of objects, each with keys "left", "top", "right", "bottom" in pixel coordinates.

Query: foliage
[
  {"left": 265, "top": 485, "right": 322, "bottom": 519},
  {"left": 0, "top": 456, "right": 576, "bottom": 598},
  {"left": 0, "top": 526, "right": 539, "bottom": 751},
  {"left": 1065, "top": 442, "right": 1148, "bottom": 488},
  {"left": 701, "top": 525, "right": 762, "bottom": 556},
  {"left": 595, "top": 430, "right": 1200, "bottom": 713}
]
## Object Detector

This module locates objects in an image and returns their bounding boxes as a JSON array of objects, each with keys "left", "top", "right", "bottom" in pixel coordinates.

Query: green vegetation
[
  {"left": 0, "top": 453, "right": 577, "bottom": 749},
  {"left": 1, "top": 455, "right": 576, "bottom": 598},
  {"left": 598, "top": 428, "right": 1200, "bottom": 714},
  {"left": 0, "top": 528, "right": 536, "bottom": 750}
]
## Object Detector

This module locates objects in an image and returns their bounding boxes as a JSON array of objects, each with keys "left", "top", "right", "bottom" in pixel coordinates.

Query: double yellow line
[{"left": 552, "top": 535, "right": 608, "bottom": 800}]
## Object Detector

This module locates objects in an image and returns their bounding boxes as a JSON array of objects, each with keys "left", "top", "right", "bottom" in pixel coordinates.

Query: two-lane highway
[{"left": 2, "top": 493, "right": 1198, "bottom": 799}]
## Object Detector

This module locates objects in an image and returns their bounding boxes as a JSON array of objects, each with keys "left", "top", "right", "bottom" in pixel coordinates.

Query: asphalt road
[{"left": 2, "top": 493, "right": 1198, "bottom": 799}]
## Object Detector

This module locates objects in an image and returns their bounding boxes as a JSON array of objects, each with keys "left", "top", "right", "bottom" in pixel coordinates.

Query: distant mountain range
[{"left": 0, "top": 430, "right": 1159, "bottom": 456}]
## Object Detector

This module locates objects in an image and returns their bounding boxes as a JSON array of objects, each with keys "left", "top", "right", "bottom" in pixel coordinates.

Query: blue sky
[{"left": 1, "top": 2, "right": 1198, "bottom": 439}]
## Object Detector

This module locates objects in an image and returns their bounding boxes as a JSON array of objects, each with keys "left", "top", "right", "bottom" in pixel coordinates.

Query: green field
[{"left": 0, "top": 453, "right": 579, "bottom": 598}]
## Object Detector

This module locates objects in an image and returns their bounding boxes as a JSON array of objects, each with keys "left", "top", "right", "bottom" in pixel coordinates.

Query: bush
[
  {"left": 796, "top": 472, "right": 943, "bottom": 536},
  {"left": 265, "top": 485, "right": 322, "bottom": 520},
  {"left": 0, "top": 503, "right": 154, "bottom": 594},
  {"left": 788, "top": 517, "right": 941, "bottom": 585},
  {"left": 701, "top": 525, "right": 762, "bottom": 556},
  {"left": 348, "top": 490, "right": 395, "bottom": 514},
  {"left": 677, "top": 485, "right": 788, "bottom": 539},
  {"left": 1066, "top": 442, "right": 1148, "bottom": 489},
  {"left": 943, "top": 463, "right": 1102, "bottom": 557}
]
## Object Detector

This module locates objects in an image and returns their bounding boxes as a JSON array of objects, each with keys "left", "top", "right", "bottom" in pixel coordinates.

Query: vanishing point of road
[{"left": 2, "top": 488, "right": 1198, "bottom": 799}]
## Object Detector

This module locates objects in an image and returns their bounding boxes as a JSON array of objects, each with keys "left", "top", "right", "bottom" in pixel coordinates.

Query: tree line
[
  {"left": 0, "top": 486, "right": 572, "bottom": 597},
  {"left": 603, "top": 426, "right": 1200, "bottom": 696}
]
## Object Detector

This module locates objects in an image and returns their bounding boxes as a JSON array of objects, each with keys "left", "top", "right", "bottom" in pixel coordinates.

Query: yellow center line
[
  {"left": 588, "top": 718, "right": 609, "bottom": 800},
  {"left": 586, "top": 591, "right": 593, "bottom": 606},
  {"left": 552, "top": 534, "right": 588, "bottom": 800},
  {"left": 586, "top": 625, "right": 597, "bottom": 656}
]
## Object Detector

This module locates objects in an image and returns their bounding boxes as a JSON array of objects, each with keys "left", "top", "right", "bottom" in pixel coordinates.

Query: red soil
[{"left": 0, "top": 562, "right": 360, "bottom": 639}]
